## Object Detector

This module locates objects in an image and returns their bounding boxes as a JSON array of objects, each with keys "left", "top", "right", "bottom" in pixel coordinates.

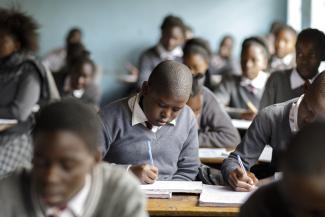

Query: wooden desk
[{"left": 147, "top": 195, "right": 239, "bottom": 217}]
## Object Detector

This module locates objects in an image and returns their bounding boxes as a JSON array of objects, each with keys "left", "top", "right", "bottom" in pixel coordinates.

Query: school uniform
[
  {"left": 260, "top": 68, "right": 318, "bottom": 109},
  {"left": 63, "top": 84, "right": 101, "bottom": 106},
  {"left": 100, "top": 94, "right": 200, "bottom": 181},
  {"left": 269, "top": 53, "right": 295, "bottom": 73},
  {"left": 0, "top": 162, "right": 148, "bottom": 217},
  {"left": 137, "top": 44, "right": 183, "bottom": 86},
  {"left": 199, "top": 87, "right": 240, "bottom": 148},
  {"left": 214, "top": 71, "right": 269, "bottom": 112},
  {"left": 221, "top": 96, "right": 302, "bottom": 181},
  {"left": 239, "top": 181, "right": 294, "bottom": 217},
  {"left": 209, "top": 54, "right": 241, "bottom": 76}
]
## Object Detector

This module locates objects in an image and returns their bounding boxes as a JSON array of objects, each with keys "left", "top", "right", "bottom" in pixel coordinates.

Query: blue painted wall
[{"left": 0, "top": 0, "right": 286, "bottom": 103}]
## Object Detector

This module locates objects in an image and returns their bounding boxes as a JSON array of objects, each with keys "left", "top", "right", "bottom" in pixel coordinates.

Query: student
[
  {"left": 240, "top": 121, "right": 325, "bottom": 217},
  {"left": 269, "top": 25, "right": 297, "bottom": 72},
  {"left": 214, "top": 37, "right": 269, "bottom": 119},
  {"left": 0, "top": 7, "right": 49, "bottom": 176},
  {"left": 137, "top": 15, "right": 186, "bottom": 86},
  {"left": 42, "top": 27, "right": 82, "bottom": 73},
  {"left": 221, "top": 70, "right": 325, "bottom": 192},
  {"left": 210, "top": 35, "right": 241, "bottom": 77},
  {"left": 63, "top": 56, "right": 101, "bottom": 107},
  {"left": 183, "top": 38, "right": 240, "bottom": 148},
  {"left": 260, "top": 28, "right": 325, "bottom": 109},
  {"left": 0, "top": 100, "right": 148, "bottom": 217},
  {"left": 101, "top": 60, "right": 199, "bottom": 184}
]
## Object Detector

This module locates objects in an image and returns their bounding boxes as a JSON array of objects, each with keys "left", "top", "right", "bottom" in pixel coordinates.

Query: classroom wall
[{"left": 0, "top": 0, "right": 287, "bottom": 103}]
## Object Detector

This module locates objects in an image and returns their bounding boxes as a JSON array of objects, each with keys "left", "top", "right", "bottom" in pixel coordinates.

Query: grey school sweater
[
  {"left": 259, "top": 68, "right": 303, "bottom": 109},
  {"left": 199, "top": 87, "right": 240, "bottom": 148},
  {"left": 100, "top": 97, "right": 200, "bottom": 181},
  {"left": 0, "top": 162, "right": 148, "bottom": 217},
  {"left": 221, "top": 98, "right": 297, "bottom": 181}
]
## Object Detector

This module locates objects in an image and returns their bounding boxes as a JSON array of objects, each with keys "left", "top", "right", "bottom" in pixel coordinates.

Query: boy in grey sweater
[
  {"left": 221, "top": 70, "right": 325, "bottom": 192},
  {"left": 0, "top": 100, "right": 148, "bottom": 217},
  {"left": 101, "top": 60, "right": 200, "bottom": 184}
]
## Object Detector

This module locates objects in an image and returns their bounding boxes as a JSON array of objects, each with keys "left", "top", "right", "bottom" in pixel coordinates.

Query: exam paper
[{"left": 141, "top": 181, "right": 203, "bottom": 194}]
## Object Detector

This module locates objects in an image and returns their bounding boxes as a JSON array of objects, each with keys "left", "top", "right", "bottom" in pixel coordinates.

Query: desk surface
[{"left": 147, "top": 195, "right": 239, "bottom": 217}]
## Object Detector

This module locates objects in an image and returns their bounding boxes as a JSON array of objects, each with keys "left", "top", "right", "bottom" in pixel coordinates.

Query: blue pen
[
  {"left": 237, "top": 155, "right": 247, "bottom": 176},
  {"left": 147, "top": 141, "right": 154, "bottom": 165}
]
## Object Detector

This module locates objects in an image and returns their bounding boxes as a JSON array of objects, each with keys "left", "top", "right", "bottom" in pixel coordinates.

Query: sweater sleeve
[
  {"left": 0, "top": 63, "right": 40, "bottom": 121},
  {"left": 221, "top": 107, "right": 274, "bottom": 183},
  {"left": 172, "top": 115, "right": 200, "bottom": 181},
  {"left": 199, "top": 95, "right": 240, "bottom": 148}
]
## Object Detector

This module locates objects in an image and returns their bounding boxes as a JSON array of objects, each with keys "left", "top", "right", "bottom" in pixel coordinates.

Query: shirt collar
[
  {"left": 289, "top": 94, "right": 304, "bottom": 133},
  {"left": 156, "top": 43, "right": 183, "bottom": 60},
  {"left": 290, "top": 68, "right": 319, "bottom": 90},
  {"left": 240, "top": 71, "right": 269, "bottom": 90},
  {"left": 128, "top": 94, "right": 176, "bottom": 132}
]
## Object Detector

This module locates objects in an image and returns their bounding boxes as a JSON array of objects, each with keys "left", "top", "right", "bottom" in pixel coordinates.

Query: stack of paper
[
  {"left": 141, "top": 181, "right": 203, "bottom": 194},
  {"left": 199, "top": 184, "right": 254, "bottom": 207},
  {"left": 144, "top": 190, "right": 172, "bottom": 199},
  {"left": 199, "top": 148, "right": 229, "bottom": 158}
]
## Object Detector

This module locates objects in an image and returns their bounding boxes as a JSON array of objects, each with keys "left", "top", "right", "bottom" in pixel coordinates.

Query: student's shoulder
[
  {"left": 267, "top": 69, "right": 293, "bottom": 83},
  {"left": 220, "top": 74, "right": 241, "bottom": 86},
  {"left": 0, "top": 168, "right": 30, "bottom": 196},
  {"left": 202, "top": 87, "right": 222, "bottom": 109},
  {"left": 178, "top": 104, "right": 197, "bottom": 123},
  {"left": 258, "top": 98, "right": 297, "bottom": 120},
  {"left": 140, "top": 46, "right": 158, "bottom": 58},
  {"left": 100, "top": 97, "right": 131, "bottom": 118}
]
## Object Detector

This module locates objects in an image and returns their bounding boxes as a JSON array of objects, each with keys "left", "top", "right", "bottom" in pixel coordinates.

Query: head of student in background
[
  {"left": 274, "top": 25, "right": 297, "bottom": 59},
  {"left": 32, "top": 100, "right": 101, "bottom": 207},
  {"left": 159, "top": 15, "right": 186, "bottom": 51},
  {"left": 0, "top": 7, "right": 38, "bottom": 59},
  {"left": 183, "top": 37, "right": 212, "bottom": 78},
  {"left": 240, "top": 37, "right": 269, "bottom": 80},
  {"left": 295, "top": 28, "right": 325, "bottom": 80},
  {"left": 66, "top": 42, "right": 89, "bottom": 65},
  {"left": 280, "top": 121, "right": 325, "bottom": 217},
  {"left": 141, "top": 60, "right": 192, "bottom": 127},
  {"left": 66, "top": 27, "right": 82, "bottom": 46},
  {"left": 297, "top": 70, "right": 325, "bottom": 130},
  {"left": 69, "top": 56, "right": 96, "bottom": 90},
  {"left": 184, "top": 25, "right": 194, "bottom": 41},
  {"left": 218, "top": 35, "right": 234, "bottom": 60},
  {"left": 187, "top": 76, "right": 204, "bottom": 124}
]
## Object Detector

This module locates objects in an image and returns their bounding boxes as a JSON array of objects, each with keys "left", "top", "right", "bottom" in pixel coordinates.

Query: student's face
[
  {"left": 161, "top": 26, "right": 185, "bottom": 51},
  {"left": 0, "top": 30, "right": 20, "bottom": 59},
  {"left": 70, "top": 63, "right": 94, "bottom": 90},
  {"left": 68, "top": 32, "right": 81, "bottom": 44},
  {"left": 274, "top": 30, "right": 296, "bottom": 58},
  {"left": 32, "top": 131, "right": 99, "bottom": 207},
  {"left": 282, "top": 174, "right": 325, "bottom": 217},
  {"left": 298, "top": 93, "right": 325, "bottom": 129},
  {"left": 187, "top": 94, "right": 202, "bottom": 120},
  {"left": 296, "top": 39, "right": 322, "bottom": 80},
  {"left": 241, "top": 44, "right": 267, "bottom": 80},
  {"left": 219, "top": 38, "right": 233, "bottom": 59},
  {"left": 142, "top": 85, "right": 188, "bottom": 126},
  {"left": 183, "top": 53, "right": 209, "bottom": 77}
]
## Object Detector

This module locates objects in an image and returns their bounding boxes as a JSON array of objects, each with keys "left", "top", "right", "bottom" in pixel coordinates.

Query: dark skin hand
[
  {"left": 228, "top": 167, "right": 258, "bottom": 192},
  {"left": 130, "top": 164, "right": 158, "bottom": 184}
]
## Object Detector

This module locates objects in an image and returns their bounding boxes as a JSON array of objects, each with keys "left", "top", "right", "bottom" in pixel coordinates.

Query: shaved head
[{"left": 148, "top": 60, "right": 193, "bottom": 99}]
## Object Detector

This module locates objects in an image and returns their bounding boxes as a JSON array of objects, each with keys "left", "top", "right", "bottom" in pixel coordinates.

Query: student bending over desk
[
  {"left": 221, "top": 70, "right": 325, "bottom": 192},
  {"left": 101, "top": 60, "right": 200, "bottom": 184}
]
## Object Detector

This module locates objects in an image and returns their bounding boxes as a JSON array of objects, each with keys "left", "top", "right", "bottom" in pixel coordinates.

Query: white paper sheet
[
  {"left": 0, "top": 119, "right": 17, "bottom": 124},
  {"left": 141, "top": 181, "right": 203, "bottom": 194},
  {"left": 231, "top": 119, "right": 252, "bottom": 130}
]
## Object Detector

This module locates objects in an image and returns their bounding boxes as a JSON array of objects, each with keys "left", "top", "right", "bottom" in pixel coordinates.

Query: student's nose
[
  {"left": 78, "top": 77, "right": 85, "bottom": 85},
  {"left": 161, "top": 108, "right": 172, "bottom": 119},
  {"left": 246, "top": 60, "right": 253, "bottom": 69},
  {"left": 44, "top": 165, "right": 61, "bottom": 184}
]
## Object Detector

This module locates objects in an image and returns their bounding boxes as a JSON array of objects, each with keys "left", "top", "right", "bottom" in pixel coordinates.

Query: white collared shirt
[
  {"left": 45, "top": 175, "right": 91, "bottom": 217},
  {"left": 290, "top": 68, "right": 319, "bottom": 90},
  {"left": 240, "top": 71, "right": 269, "bottom": 95},
  {"left": 289, "top": 94, "right": 304, "bottom": 133},
  {"left": 128, "top": 94, "right": 176, "bottom": 133},
  {"left": 156, "top": 43, "right": 183, "bottom": 61}
]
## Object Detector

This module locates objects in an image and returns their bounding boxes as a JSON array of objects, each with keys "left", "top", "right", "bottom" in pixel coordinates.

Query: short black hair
[
  {"left": 183, "top": 37, "right": 212, "bottom": 63},
  {"left": 33, "top": 99, "right": 101, "bottom": 153},
  {"left": 283, "top": 121, "right": 325, "bottom": 176},
  {"left": 66, "top": 27, "right": 82, "bottom": 44},
  {"left": 0, "top": 7, "right": 39, "bottom": 52},
  {"left": 148, "top": 60, "right": 192, "bottom": 99},
  {"left": 66, "top": 42, "right": 90, "bottom": 65},
  {"left": 297, "top": 28, "right": 325, "bottom": 59},
  {"left": 274, "top": 24, "right": 297, "bottom": 38},
  {"left": 160, "top": 15, "right": 186, "bottom": 35},
  {"left": 70, "top": 55, "right": 96, "bottom": 76},
  {"left": 241, "top": 36, "right": 270, "bottom": 59},
  {"left": 220, "top": 35, "right": 234, "bottom": 45}
]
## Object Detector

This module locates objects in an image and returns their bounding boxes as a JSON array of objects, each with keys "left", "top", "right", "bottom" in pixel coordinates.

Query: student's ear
[{"left": 141, "top": 81, "right": 149, "bottom": 95}]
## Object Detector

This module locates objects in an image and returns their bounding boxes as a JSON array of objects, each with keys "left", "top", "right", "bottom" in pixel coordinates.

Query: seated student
[
  {"left": 137, "top": 15, "right": 186, "bottom": 86},
  {"left": 183, "top": 39, "right": 240, "bottom": 148},
  {"left": 210, "top": 35, "right": 241, "bottom": 77},
  {"left": 240, "top": 121, "right": 325, "bottom": 217},
  {"left": 221, "top": 70, "right": 325, "bottom": 192},
  {"left": 269, "top": 25, "right": 297, "bottom": 73},
  {"left": 0, "top": 100, "right": 148, "bottom": 217},
  {"left": 101, "top": 61, "right": 199, "bottom": 184},
  {"left": 63, "top": 56, "right": 101, "bottom": 107},
  {"left": 214, "top": 37, "right": 269, "bottom": 119},
  {"left": 260, "top": 28, "right": 325, "bottom": 109}
]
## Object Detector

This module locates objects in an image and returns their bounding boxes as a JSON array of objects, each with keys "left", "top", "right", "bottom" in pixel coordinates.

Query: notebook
[
  {"left": 199, "top": 184, "right": 254, "bottom": 207},
  {"left": 141, "top": 181, "right": 203, "bottom": 194}
]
